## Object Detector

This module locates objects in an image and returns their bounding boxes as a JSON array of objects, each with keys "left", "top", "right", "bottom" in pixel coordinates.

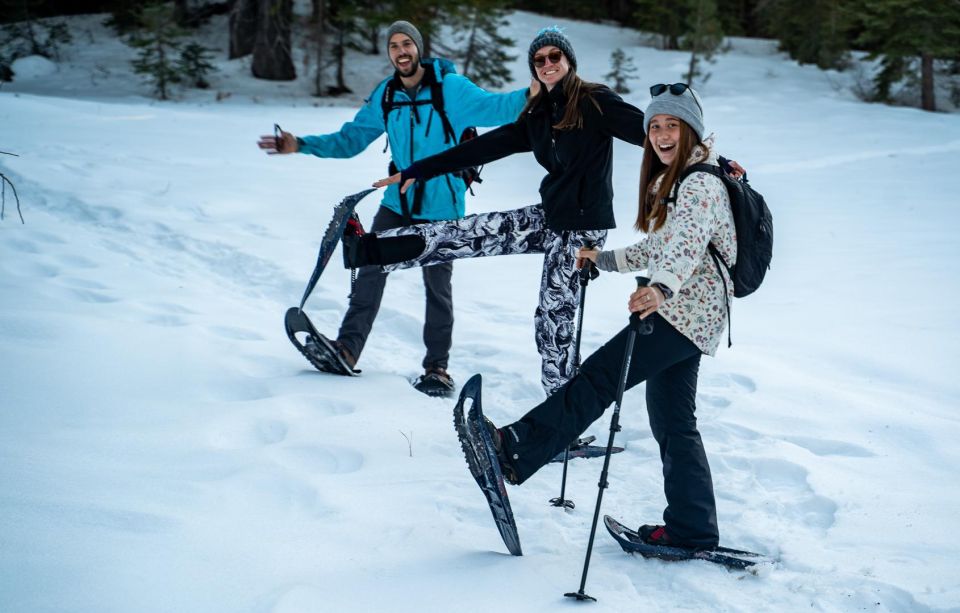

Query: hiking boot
[
  {"left": 342, "top": 233, "right": 377, "bottom": 268},
  {"left": 483, "top": 417, "right": 520, "bottom": 485},
  {"left": 637, "top": 524, "right": 698, "bottom": 550},
  {"left": 425, "top": 366, "right": 453, "bottom": 386},
  {"left": 332, "top": 340, "right": 356, "bottom": 368},
  {"left": 414, "top": 366, "right": 455, "bottom": 397},
  {"left": 638, "top": 525, "right": 674, "bottom": 545}
]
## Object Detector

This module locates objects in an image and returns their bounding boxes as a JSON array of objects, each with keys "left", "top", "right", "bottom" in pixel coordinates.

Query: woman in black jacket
[{"left": 363, "top": 27, "right": 648, "bottom": 395}]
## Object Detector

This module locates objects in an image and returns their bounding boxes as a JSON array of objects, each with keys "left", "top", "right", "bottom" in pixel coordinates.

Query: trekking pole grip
[
  {"left": 631, "top": 276, "right": 654, "bottom": 336},
  {"left": 579, "top": 241, "right": 600, "bottom": 284}
]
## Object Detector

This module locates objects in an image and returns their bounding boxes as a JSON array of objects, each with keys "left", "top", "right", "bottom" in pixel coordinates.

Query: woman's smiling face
[
  {"left": 533, "top": 45, "right": 569, "bottom": 90},
  {"left": 647, "top": 114, "right": 683, "bottom": 165}
]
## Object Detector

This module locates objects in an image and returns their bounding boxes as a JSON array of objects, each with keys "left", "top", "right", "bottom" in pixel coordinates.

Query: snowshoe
[
  {"left": 413, "top": 367, "right": 455, "bottom": 398},
  {"left": 453, "top": 374, "right": 522, "bottom": 556},
  {"left": 603, "top": 516, "right": 773, "bottom": 572},
  {"left": 284, "top": 307, "right": 358, "bottom": 376}
]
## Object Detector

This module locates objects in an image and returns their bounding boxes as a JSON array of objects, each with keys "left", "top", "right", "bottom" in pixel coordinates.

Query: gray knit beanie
[
  {"left": 643, "top": 86, "right": 705, "bottom": 141},
  {"left": 385, "top": 20, "right": 423, "bottom": 60},
  {"left": 527, "top": 26, "right": 577, "bottom": 77}
]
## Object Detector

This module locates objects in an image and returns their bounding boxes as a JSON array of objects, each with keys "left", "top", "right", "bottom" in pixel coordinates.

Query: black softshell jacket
[{"left": 402, "top": 81, "right": 646, "bottom": 232}]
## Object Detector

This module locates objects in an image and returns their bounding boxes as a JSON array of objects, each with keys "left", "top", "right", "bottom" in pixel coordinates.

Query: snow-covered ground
[{"left": 2, "top": 10, "right": 959, "bottom": 613}]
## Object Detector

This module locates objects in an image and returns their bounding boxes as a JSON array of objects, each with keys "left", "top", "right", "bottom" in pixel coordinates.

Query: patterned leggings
[{"left": 378, "top": 205, "right": 607, "bottom": 395}]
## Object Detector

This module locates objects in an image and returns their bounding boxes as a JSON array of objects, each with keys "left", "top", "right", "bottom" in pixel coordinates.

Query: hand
[
  {"left": 528, "top": 78, "right": 541, "bottom": 98},
  {"left": 576, "top": 246, "right": 599, "bottom": 270},
  {"left": 258, "top": 130, "right": 298, "bottom": 154},
  {"left": 727, "top": 159, "right": 745, "bottom": 179},
  {"left": 373, "top": 172, "right": 416, "bottom": 194},
  {"left": 628, "top": 285, "right": 664, "bottom": 319}
]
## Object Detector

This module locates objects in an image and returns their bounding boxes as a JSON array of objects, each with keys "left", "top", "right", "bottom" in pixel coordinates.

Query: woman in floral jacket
[{"left": 483, "top": 83, "right": 736, "bottom": 550}]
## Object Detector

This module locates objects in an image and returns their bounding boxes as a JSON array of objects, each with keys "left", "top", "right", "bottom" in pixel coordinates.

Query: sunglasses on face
[{"left": 533, "top": 50, "right": 564, "bottom": 68}]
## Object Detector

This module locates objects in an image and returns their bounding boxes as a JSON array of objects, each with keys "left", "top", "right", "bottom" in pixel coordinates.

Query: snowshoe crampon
[
  {"left": 453, "top": 374, "right": 522, "bottom": 556},
  {"left": 284, "top": 307, "right": 358, "bottom": 376},
  {"left": 603, "top": 516, "right": 773, "bottom": 572},
  {"left": 549, "top": 436, "right": 623, "bottom": 463}
]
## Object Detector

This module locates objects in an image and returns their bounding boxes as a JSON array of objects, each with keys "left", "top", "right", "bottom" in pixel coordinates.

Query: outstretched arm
[
  {"left": 258, "top": 82, "right": 387, "bottom": 159},
  {"left": 443, "top": 73, "right": 536, "bottom": 129},
  {"left": 593, "top": 87, "right": 647, "bottom": 147},
  {"left": 374, "top": 120, "right": 531, "bottom": 191}
]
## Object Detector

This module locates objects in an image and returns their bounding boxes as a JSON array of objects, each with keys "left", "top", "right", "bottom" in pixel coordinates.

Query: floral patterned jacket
[{"left": 608, "top": 139, "right": 736, "bottom": 355}]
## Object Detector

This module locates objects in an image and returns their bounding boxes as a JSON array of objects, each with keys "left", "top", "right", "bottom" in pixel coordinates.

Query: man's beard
[{"left": 394, "top": 54, "right": 419, "bottom": 77}]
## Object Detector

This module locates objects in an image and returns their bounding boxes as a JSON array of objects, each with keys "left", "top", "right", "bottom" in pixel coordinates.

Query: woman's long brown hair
[
  {"left": 635, "top": 120, "right": 706, "bottom": 232},
  {"left": 520, "top": 66, "right": 603, "bottom": 130}
]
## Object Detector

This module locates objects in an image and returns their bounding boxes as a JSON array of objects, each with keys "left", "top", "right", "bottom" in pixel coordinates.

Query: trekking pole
[
  {"left": 565, "top": 276, "right": 653, "bottom": 603},
  {"left": 550, "top": 246, "right": 600, "bottom": 510}
]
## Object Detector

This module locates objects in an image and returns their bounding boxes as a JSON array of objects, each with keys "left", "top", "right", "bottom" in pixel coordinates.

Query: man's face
[{"left": 388, "top": 33, "right": 419, "bottom": 77}]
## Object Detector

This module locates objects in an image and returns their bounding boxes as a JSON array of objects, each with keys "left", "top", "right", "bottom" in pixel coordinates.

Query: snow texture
[{"left": 1, "top": 10, "right": 958, "bottom": 613}]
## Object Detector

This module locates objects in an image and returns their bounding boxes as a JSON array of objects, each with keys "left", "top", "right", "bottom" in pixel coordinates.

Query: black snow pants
[{"left": 500, "top": 313, "right": 720, "bottom": 548}]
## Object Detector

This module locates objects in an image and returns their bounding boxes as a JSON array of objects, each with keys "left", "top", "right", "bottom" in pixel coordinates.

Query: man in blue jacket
[{"left": 259, "top": 21, "right": 532, "bottom": 395}]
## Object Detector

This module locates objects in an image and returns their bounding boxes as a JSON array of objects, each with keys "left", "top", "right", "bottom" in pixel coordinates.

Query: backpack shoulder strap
[
  {"left": 421, "top": 58, "right": 458, "bottom": 144},
  {"left": 678, "top": 162, "right": 723, "bottom": 184},
  {"left": 380, "top": 75, "right": 402, "bottom": 127},
  {"left": 666, "top": 163, "right": 724, "bottom": 204}
]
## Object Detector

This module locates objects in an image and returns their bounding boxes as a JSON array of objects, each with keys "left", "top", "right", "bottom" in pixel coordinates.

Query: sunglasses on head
[
  {"left": 650, "top": 82, "right": 702, "bottom": 114},
  {"left": 533, "top": 50, "right": 564, "bottom": 68},
  {"left": 650, "top": 83, "right": 690, "bottom": 97}
]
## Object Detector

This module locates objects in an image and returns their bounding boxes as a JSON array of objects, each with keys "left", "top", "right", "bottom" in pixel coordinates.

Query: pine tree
[
  {"left": 632, "top": 1, "right": 686, "bottom": 50},
  {"left": 128, "top": 3, "right": 185, "bottom": 100},
  {"left": 326, "top": 0, "right": 356, "bottom": 96},
  {"left": 440, "top": 0, "right": 514, "bottom": 89},
  {"left": 177, "top": 41, "right": 215, "bottom": 89},
  {"left": 390, "top": 0, "right": 461, "bottom": 57},
  {"left": 0, "top": 0, "right": 71, "bottom": 62},
  {"left": 604, "top": 48, "right": 638, "bottom": 93},
  {"left": 855, "top": 0, "right": 960, "bottom": 111},
  {"left": 683, "top": 0, "right": 723, "bottom": 88},
  {"left": 758, "top": 0, "right": 854, "bottom": 70}
]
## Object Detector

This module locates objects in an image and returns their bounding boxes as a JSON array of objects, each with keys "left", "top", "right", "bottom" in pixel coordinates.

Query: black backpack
[
  {"left": 674, "top": 163, "right": 773, "bottom": 346},
  {"left": 677, "top": 163, "right": 773, "bottom": 297},
  {"left": 380, "top": 58, "right": 483, "bottom": 199}
]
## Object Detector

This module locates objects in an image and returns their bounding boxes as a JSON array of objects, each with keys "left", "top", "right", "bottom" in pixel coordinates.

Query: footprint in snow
[
  {"left": 275, "top": 445, "right": 364, "bottom": 475},
  {"left": 783, "top": 435, "right": 874, "bottom": 458},
  {"left": 717, "top": 455, "right": 838, "bottom": 532},
  {"left": 208, "top": 325, "right": 265, "bottom": 341}
]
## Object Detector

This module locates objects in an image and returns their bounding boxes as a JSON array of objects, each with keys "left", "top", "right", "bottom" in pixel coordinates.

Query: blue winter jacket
[{"left": 297, "top": 60, "right": 528, "bottom": 221}]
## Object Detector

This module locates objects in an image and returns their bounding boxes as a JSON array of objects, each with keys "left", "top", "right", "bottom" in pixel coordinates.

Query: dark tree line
[{"left": 3, "top": 0, "right": 959, "bottom": 110}]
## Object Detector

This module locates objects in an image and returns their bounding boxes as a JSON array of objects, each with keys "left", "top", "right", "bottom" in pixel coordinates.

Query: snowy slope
[{"left": 2, "top": 10, "right": 959, "bottom": 613}]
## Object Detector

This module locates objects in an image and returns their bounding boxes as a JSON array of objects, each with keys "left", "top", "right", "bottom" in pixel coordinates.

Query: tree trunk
[
  {"left": 252, "top": 0, "right": 296, "bottom": 81},
  {"left": 173, "top": 0, "right": 190, "bottom": 26},
  {"left": 921, "top": 53, "right": 935, "bottom": 112},
  {"left": 312, "top": 0, "right": 325, "bottom": 95},
  {"left": 368, "top": 24, "right": 379, "bottom": 55},
  {"left": 229, "top": 0, "right": 258, "bottom": 59},
  {"left": 334, "top": 26, "right": 350, "bottom": 94}
]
